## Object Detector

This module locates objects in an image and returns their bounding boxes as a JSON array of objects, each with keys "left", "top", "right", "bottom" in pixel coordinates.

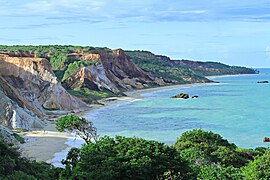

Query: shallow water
[{"left": 84, "top": 69, "right": 270, "bottom": 148}]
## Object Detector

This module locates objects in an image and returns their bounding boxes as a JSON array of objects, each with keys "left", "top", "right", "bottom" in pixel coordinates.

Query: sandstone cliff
[
  {"left": 0, "top": 76, "right": 44, "bottom": 130},
  {"left": 0, "top": 54, "right": 86, "bottom": 112},
  {"left": 65, "top": 63, "right": 120, "bottom": 93},
  {"left": 126, "top": 51, "right": 257, "bottom": 83},
  {"left": 64, "top": 49, "right": 168, "bottom": 93},
  {"left": 0, "top": 53, "right": 87, "bottom": 130}
]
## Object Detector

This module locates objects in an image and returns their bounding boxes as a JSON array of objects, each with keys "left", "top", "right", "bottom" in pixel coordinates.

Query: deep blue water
[{"left": 84, "top": 69, "right": 270, "bottom": 148}]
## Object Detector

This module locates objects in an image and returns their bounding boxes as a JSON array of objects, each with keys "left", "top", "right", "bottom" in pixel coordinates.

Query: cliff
[
  {"left": 125, "top": 51, "right": 212, "bottom": 84},
  {"left": 95, "top": 49, "right": 167, "bottom": 90},
  {"left": 0, "top": 53, "right": 87, "bottom": 130},
  {"left": 0, "top": 54, "right": 86, "bottom": 111},
  {"left": 0, "top": 77, "right": 44, "bottom": 130},
  {"left": 64, "top": 49, "right": 168, "bottom": 96},
  {"left": 125, "top": 51, "right": 257, "bottom": 82}
]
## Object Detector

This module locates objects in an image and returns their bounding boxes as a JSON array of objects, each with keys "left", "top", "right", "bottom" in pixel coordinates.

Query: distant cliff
[
  {"left": 64, "top": 49, "right": 169, "bottom": 93},
  {"left": 125, "top": 51, "right": 257, "bottom": 83}
]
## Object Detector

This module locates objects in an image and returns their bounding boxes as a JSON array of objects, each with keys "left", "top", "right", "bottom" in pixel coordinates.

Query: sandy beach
[{"left": 19, "top": 123, "right": 70, "bottom": 162}]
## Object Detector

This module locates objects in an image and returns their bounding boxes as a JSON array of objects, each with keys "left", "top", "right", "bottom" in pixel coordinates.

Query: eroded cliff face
[
  {"left": 0, "top": 125, "right": 19, "bottom": 144},
  {"left": 0, "top": 77, "right": 44, "bottom": 130},
  {"left": 65, "top": 49, "right": 167, "bottom": 93},
  {"left": 65, "top": 63, "right": 120, "bottom": 93},
  {"left": 0, "top": 53, "right": 86, "bottom": 129},
  {"left": 0, "top": 54, "right": 86, "bottom": 112}
]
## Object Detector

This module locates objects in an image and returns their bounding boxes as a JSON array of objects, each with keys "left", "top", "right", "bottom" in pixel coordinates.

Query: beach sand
[{"left": 19, "top": 123, "right": 70, "bottom": 162}]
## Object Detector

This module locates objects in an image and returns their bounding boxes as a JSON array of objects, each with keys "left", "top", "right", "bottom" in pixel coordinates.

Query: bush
[
  {"left": 0, "top": 137, "right": 60, "bottom": 179},
  {"left": 61, "top": 136, "right": 193, "bottom": 180},
  {"left": 172, "top": 129, "right": 252, "bottom": 168},
  {"left": 198, "top": 164, "right": 242, "bottom": 180},
  {"left": 242, "top": 151, "right": 270, "bottom": 179}
]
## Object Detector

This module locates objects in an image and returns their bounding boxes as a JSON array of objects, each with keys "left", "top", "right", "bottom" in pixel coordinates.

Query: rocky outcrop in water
[
  {"left": 171, "top": 93, "right": 190, "bottom": 99},
  {"left": 257, "top": 81, "right": 269, "bottom": 83}
]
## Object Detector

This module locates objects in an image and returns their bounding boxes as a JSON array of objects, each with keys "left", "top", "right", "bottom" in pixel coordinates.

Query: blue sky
[{"left": 1, "top": 0, "right": 270, "bottom": 67}]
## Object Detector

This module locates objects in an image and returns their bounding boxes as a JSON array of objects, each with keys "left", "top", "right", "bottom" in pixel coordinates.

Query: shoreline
[
  {"left": 20, "top": 73, "right": 255, "bottom": 166},
  {"left": 44, "top": 82, "right": 222, "bottom": 166},
  {"left": 19, "top": 123, "right": 70, "bottom": 162},
  {"left": 205, "top": 73, "right": 259, "bottom": 79}
]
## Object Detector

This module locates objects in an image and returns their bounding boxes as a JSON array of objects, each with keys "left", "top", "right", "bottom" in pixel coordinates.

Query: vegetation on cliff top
[
  {"left": 125, "top": 50, "right": 257, "bottom": 80},
  {"left": 125, "top": 51, "right": 211, "bottom": 84}
]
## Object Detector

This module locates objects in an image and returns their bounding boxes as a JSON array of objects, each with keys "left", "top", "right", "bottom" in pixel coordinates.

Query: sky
[{"left": 1, "top": 0, "right": 270, "bottom": 67}]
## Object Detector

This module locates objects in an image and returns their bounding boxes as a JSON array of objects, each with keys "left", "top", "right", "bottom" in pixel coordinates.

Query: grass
[
  {"left": 68, "top": 88, "right": 114, "bottom": 103},
  {"left": 12, "top": 133, "right": 25, "bottom": 144}
]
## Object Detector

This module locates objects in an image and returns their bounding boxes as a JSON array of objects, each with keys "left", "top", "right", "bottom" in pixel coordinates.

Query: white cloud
[
  {"left": 265, "top": 46, "right": 270, "bottom": 59},
  {"left": 23, "top": 0, "right": 105, "bottom": 15},
  {"left": 220, "top": 48, "right": 229, "bottom": 59},
  {"left": 2, "top": 0, "right": 270, "bottom": 23},
  {"left": 179, "top": 10, "right": 207, "bottom": 14}
]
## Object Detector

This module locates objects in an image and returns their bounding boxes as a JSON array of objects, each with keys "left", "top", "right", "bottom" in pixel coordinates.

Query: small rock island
[
  {"left": 257, "top": 81, "right": 269, "bottom": 83},
  {"left": 171, "top": 93, "right": 190, "bottom": 99}
]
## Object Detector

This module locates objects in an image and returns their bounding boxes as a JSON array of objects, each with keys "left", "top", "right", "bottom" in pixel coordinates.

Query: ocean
[{"left": 84, "top": 69, "right": 270, "bottom": 149}]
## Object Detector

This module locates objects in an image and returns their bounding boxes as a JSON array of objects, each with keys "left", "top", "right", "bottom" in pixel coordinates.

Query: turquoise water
[{"left": 84, "top": 69, "right": 270, "bottom": 148}]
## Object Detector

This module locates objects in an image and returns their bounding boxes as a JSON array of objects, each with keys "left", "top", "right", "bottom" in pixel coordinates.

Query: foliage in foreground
[
  {"left": 58, "top": 128, "right": 270, "bottom": 180},
  {"left": 0, "top": 138, "right": 60, "bottom": 179},
  {"left": 2, "top": 117, "right": 270, "bottom": 180},
  {"left": 173, "top": 129, "right": 269, "bottom": 178},
  {"left": 60, "top": 136, "right": 193, "bottom": 180},
  {"left": 242, "top": 152, "right": 270, "bottom": 179}
]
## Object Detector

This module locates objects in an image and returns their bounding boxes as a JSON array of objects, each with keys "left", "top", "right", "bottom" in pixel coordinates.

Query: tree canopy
[
  {"left": 0, "top": 138, "right": 60, "bottom": 179},
  {"left": 60, "top": 136, "right": 193, "bottom": 180},
  {"left": 1, "top": 126, "right": 269, "bottom": 179},
  {"left": 56, "top": 115, "right": 98, "bottom": 144}
]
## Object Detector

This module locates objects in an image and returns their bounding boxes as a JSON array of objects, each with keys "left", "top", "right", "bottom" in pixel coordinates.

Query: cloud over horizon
[{"left": 2, "top": 0, "right": 270, "bottom": 23}]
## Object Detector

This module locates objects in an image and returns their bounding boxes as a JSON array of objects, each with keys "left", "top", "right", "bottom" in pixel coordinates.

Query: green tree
[
  {"left": 211, "top": 146, "right": 247, "bottom": 167},
  {"left": 242, "top": 151, "right": 270, "bottom": 180},
  {"left": 172, "top": 129, "right": 247, "bottom": 167},
  {"left": 173, "top": 129, "right": 237, "bottom": 153},
  {"left": 56, "top": 115, "right": 98, "bottom": 144},
  {"left": 50, "top": 54, "right": 67, "bottom": 70},
  {"left": 0, "top": 137, "right": 59, "bottom": 179},
  {"left": 197, "top": 164, "right": 242, "bottom": 180},
  {"left": 61, "top": 136, "right": 192, "bottom": 180},
  {"left": 62, "top": 61, "right": 80, "bottom": 81},
  {"left": 0, "top": 140, "right": 20, "bottom": 176}
]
